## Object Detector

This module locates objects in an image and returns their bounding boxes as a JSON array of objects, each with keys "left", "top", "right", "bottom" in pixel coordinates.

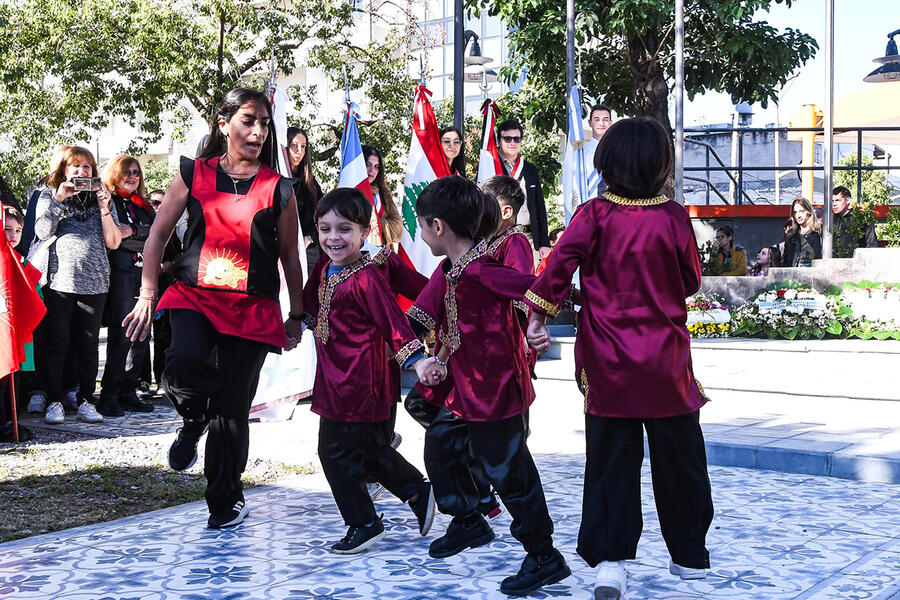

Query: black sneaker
[
  {"left": 408, "top": 482, "right": 436, "bottom": 536},
  {"left": 331, "top": 516, "right": 386, "bottom": 554},
  {"left": 478, "top": 494, "right": 503, "bottom": 520},
  {"left": 120, "top": 391, "right": 155, "bottom": 413},
  {"left": 428, "top": 513, "right": 495, "bottom": 559},
  {"left": 207, "top": 499, "right": 249, "bottom": 529},
  {"left": 96, "top": 394, "right": 125, "bottom": 417},
  {"left": 499, "top": 548, "right": 571, "bottom": 596},
  {"left": 168, "top": 418, "right": 208, "bottom": 471}
]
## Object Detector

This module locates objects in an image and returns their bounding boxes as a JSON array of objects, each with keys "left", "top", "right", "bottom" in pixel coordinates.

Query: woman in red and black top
[{"left": 124, "top": 88, "right": 304, "bottom": 529}]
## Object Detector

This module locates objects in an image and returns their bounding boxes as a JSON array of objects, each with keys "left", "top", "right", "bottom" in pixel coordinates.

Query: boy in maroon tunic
[
  {"left": 302, "top": 188, "right": 439, "bottom": 554},
  {"left": 407, "top": 176, "right": 570, "bottom": 597},
  {"left": 525, "top": 118, "right": 714, "bottom": 599}
]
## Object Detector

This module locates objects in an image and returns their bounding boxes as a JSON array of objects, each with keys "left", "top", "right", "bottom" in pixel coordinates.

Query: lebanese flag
[
  {"left": 0, "top": 202, "right": 46, "bottom": 380},
  {"left": 476, "top": 99, "right": 503, "bottom": 183},
  {"left": 400, "top": 86, "right": 449, "bottom": 277},
  {"left": 338, "top": 101, "right": 383, "bottom": 246}
]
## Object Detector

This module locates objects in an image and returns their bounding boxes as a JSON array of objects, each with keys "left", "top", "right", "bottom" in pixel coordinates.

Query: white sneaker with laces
[
  {"left": 594, "top": 560, "right": 626, "bottom": 599},
  {"left": 669, "top": 560, "right": 707, "bottom": 580},
  {"left": 44, "top": 402, "right": 65, "bottom": 424},
  {"left": 77, "top": 401, "right": 104, "bottom": 423},
  {"left": 27, "top": 394, "right": 46, "bottom": 414}
]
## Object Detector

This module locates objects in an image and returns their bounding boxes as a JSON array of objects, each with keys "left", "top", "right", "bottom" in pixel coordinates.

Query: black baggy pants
[
  {"left": 101, "top": 268, "right": 150, "bottom": 397},
  {"left": 161, "top": 309, "right": 269, "bottom": 514},
  {"left": 577, "top": 410, "right": 714, "bottom": 569},
  {"left": 35, "top": 288, "right": 106, "bottom": 403},
  {"left": 425, "top": 407, "right": 554, "bottom": 555},
  {"left": 318, "top": 415, "right": 425, "bottom": 527}
]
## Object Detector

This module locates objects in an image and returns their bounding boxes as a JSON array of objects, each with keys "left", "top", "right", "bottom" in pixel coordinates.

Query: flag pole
[{"left": 8, "top": 377, "right": 17, "bottom": 443}]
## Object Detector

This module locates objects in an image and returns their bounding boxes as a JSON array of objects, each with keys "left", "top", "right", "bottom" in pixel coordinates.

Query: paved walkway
[{"left": 2, "top": 456, "right": 899, "bottom": 599}]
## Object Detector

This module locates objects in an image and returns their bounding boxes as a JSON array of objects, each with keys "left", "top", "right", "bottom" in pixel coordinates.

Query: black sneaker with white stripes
[{"left": 207, "top": 500, "right": 249, "bottom": 529}]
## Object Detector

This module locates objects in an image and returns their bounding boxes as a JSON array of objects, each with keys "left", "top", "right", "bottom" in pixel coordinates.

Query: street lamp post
[
  {"left": 864, "top": 29, "right": 900, "bottom": 83},
  {"left": 453, "top": 0, "right": 464, "bottom": 133},
  {"left": 822, "top": 0, "right": 835, "bottom": 259}
]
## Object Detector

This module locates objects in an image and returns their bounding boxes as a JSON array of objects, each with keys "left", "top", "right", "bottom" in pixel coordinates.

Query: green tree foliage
[
  {"left": 0, "top": 0, "right": 352, "bottom": 197},
  {"left": 468, "top": 0, "right": 818, "bottom": 136},
  {"left": 142, "top": 160, "right": 177, "bottom": 194},
  {"left": 834, "top": 152, "right": 892, "bottom": 205}
]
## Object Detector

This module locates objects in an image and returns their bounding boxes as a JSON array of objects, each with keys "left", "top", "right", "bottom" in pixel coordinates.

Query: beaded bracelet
[{"left": 433, "top": 356, "right": 447, "bottom": 367}]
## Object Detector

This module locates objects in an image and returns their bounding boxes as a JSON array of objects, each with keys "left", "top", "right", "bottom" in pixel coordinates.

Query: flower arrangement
[
  {"left": 731, "top": 281, "right": 844, "bottom": 340},
  {"left": 686, "top": 292, "right": 731, "bottom": 338},
  {"left": 833, "top": 281, "right": 900, "bottom": 340}
]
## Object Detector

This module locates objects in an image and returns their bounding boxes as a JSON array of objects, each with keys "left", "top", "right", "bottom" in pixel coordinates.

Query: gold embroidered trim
[
  {"left": 513, "top": 299, "right": 529, "bottom": 315},
  {"left": 394, "top": 339, "right": 425, "bottom": 367},
  {"left": 371, "top": 246, "right": 392, "bottom": 265},
  {"left": 603, "top": 192, "right": 669, "bottom": 206},
  {"left": 486, "top": 224, "right": 525, "bottom": 256},
  {"left": 406, "top": 305, "right": 436, "bottom": 331},
  {"left": 580, "top": 368, "right": 590, "bottom": 414},
  {"left": 525, "top": 289, "right": 560, "bottom": 318},
  {"left": 315, "top": 254, "right": 372, "bottom": 344},
  {"left": 440, "top": 241, "right": 486, "bottom": 355}
]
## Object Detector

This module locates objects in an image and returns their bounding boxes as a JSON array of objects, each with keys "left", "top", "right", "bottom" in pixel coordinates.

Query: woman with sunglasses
[
  {"left": 286, "top": 127, "right": 323, "bottom": 272},
  {"left": 439, "top": 126, "right": 466, "bottom": 176},
  {"left": 97, "top": 155, "right": 156, "bottom": 416}
]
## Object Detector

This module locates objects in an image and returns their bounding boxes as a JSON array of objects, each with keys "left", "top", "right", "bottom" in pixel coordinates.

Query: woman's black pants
[
  {"left": 425, "top": 407, "right": 555, "bottom": 555},
  {"left": 318, "top": 415, "right": 425, "bottom": 527},
  {"left": 35, "top": 288, "right": 106, "bottom": 403},
  {"left": 101, "top": 268, "right": 150, "bottom": 398},
  {"left": 161, "top": 309, "right": 269, "bottom": 514},
  {"left": 577, "top": 410, "right": 714, "bottom": 569}
]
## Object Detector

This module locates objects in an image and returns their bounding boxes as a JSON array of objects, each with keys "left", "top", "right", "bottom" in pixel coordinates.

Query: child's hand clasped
[
  {"left": 414, "top": 357, "right": 447, "bottom": 386},
  {"left": 526, "top": 318, "right": 551, "bottom": 355}
]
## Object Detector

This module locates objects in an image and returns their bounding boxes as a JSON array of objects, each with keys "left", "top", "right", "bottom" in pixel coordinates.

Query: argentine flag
[{"left": 561, "top": 85, "right": 588, "bottom": 224}]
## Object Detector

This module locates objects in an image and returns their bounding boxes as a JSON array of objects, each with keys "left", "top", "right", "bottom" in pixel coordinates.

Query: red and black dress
[{"left": 158, "top": 156, "right": 294, "bottom": 517}]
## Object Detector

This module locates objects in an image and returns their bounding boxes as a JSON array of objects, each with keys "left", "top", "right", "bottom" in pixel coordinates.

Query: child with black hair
[
  {"left": 482, "top": 175, "right": 534, "bottom": 276},
  {"left": 303, "top": 187, "right": 440, "bottom": 554},
  {"left": 525, "top": 117, "right": 713, "bottom": 599},
  {"left": 407, "top": 175, "right": 570, "bottom": 596}
]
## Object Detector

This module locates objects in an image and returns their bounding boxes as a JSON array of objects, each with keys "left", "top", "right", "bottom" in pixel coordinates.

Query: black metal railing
[{"left": 683, "top": 126, "right": 899, "bottom": 205}]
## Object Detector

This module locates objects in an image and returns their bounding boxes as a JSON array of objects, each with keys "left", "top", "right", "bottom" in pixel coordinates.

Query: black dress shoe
[
  {"left": 96, "top": 395, "right": 125, "bottom": 417},
  {"left": 499, "top": 548, "right": 571, "bottom": 596},
  {"left": 120, "top": 391, "right": 154, "bottom": 413},
  {"left": 331, "top": 516, "right": 386, "bottom": 554},
  {"left": 408, "top": 482, "right": 436, "bottom": 536},
  {"left": 428, "top": 513, "right": 495, "bottom": 558},
  {"left": 168, "top": 418, "right": 208, "bottom": 471}
]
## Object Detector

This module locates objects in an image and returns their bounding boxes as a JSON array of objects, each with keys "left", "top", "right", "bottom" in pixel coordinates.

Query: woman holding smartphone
[{"left": 31, "top": 145, "right": 122, "bottom": 426}]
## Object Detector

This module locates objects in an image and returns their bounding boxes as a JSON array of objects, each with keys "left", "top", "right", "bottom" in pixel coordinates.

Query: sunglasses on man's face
[{"left": 500, "top": 135, "right": 522, "bottom": 144}]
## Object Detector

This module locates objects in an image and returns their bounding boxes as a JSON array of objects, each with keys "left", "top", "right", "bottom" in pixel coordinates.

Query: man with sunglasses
[{"left": 497, "top": 119, "right": 551, "bottom": 260}]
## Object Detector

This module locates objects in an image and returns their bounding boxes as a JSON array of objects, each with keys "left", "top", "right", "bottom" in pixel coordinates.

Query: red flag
[
  {"left": 476, "top": 99, "right": 503, "bottom": 183},
  {"left": 0, "top": 203, "right": 46, "bottom": 380}
]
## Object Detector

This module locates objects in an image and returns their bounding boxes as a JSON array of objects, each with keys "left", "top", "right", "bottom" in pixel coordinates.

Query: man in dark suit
[{"left": 496, "top": 119, "right": 550, "bottom": 259}]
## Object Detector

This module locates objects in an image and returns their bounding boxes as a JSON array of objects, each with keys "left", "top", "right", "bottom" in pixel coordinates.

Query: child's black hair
[
  {"left": 595, "top": 117, "right": 672, "bottom": 199},
  {"left": 314, "top": 187, "right": 372, "bottom": 228},
  {"left": 416, "top": 175, "right": 498, "bottom": 241},
  {"left": 549, "top": 227, "right": 564, "bottom": 244},
  {"left": 480, "top": 175, "right": 524, "bottom": 216}
]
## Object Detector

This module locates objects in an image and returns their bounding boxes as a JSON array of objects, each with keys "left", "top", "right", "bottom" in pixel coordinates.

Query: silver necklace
[{"left": 220, "top": 155, "right": 260, "bottom": 201}]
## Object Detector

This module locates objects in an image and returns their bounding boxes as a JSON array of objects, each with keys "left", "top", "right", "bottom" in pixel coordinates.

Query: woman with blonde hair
[
  {"left": 783, "top": 197, "right": 822, "bottom": 267},
  {"left": 98, "top": 155, "right": 156, "bottom": 416},
  {"left": 31, "top": 146, "right": 121, "bottom": 425}
]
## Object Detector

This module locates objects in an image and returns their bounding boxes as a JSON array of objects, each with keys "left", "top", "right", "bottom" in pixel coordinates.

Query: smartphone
[{"left": 72, "top": 177, "right": 102, "bottom": 192}]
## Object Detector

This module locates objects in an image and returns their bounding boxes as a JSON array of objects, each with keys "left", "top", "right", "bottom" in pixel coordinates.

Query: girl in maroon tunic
[
  {"left": 525, "top": 117, "right": 714, "bottom": 599},
  {"left": 303, "top": 187, "right": 440, "bottom": 555},
  {"left": 408, "top": 176, "right": 570, "bottom": 597},
  {"left": 123, "top": 88, "right": 305, "bottom": 529}
]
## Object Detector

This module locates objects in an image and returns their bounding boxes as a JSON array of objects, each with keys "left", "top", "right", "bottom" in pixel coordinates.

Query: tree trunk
[{"left": 624, "top": 31, "right": 673, "bottom": 134}]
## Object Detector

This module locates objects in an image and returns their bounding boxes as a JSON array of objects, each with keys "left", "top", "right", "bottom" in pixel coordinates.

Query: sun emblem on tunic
[{"left": 199, "top": 250, "right": 249, "bottom": 289}]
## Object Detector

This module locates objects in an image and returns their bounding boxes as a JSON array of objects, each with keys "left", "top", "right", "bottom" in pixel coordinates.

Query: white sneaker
[
  {"left": 669, "top": 560, "right": 707, "bottom": 580},
  {"left": 594, "top": 560, "right": 626, "bottom": 599},
  {"left": 63, "top": 389, "right": 79, "bottom": 412},
  {"left": 44, "top": 402, "right": 65, "bottom": 424},
  {"left": 76, "top": 401, "right": 104, "bottom": 423},
  {"left": 27, "top": 394, "right": 46, "bottom": 414}
]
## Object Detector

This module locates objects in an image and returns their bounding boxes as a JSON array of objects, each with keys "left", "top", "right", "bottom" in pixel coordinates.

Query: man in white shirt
[{"left": 583, "top": 104, "right": 612, "bottom": 199}]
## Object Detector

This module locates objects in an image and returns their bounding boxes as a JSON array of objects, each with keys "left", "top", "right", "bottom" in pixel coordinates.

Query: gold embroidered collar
[
  {"left": 439, "top": 240, "right": 485, "bottom": 354},
  {"left": 315, "top": 252, "right": 372, "bottom": 344},
  {"left": 603, "top": 192, "right": 669, "bottom": 206},
  {"left": 486, "top": 225, "right": 525, "bottom": 256},
  {"left": 446, "top": 240, "right": 485, "bottom": 282}
]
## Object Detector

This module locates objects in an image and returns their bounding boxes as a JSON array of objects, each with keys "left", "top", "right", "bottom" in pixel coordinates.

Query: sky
[{"left": 683, "top": 0, "right": 899, "bottom": 127}]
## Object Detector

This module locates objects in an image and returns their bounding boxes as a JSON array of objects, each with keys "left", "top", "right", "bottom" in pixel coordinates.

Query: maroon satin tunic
[
  {"left": 488, "top": 225, "right": 537, "bottom": 376},
  {"left": 408, "top": 242, "right": 536, "bottom": 422},
  {"left": 524, "top": 196, "right": 708, "bottom": 419},
  {"left": 303, "top": 254, "right": 424, "bottom": 422}
]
